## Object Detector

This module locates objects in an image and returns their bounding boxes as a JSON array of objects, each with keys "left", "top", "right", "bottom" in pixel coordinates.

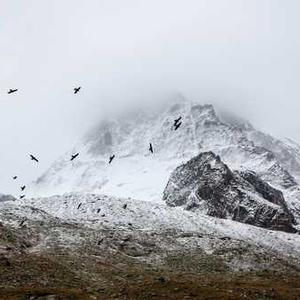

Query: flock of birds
[{"left": 8, "top": 86, "right": 183, "bottom": 201}]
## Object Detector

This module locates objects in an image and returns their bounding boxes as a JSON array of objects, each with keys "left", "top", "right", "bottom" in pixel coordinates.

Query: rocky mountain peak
[
  {"left": 163, "top": 151, "right": 296, "bottom": 233},
  {"left": 31, "top": 97, "right": 300, "bottom": 223}
]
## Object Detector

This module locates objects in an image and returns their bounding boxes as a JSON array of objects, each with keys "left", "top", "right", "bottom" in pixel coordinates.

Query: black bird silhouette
[
  {"left": 20, "top": 195, "right": 25, "bottom": 199},
  {"left": 123, "top": 204, "right": 127, "bottom": 209},
  {"left": 19, "top": 219, "right": 26, "bottom": 227},
  {"left": 97, "top": 238, "right": 104, "bottom": 245},
  {"left": 109, "top": 155, "right": 115, "bottom": 164},
  {"left": 77, "top": 203, "right": 82, "bottom": 209},
  {"left": 21, "top": 185, "right": 26, "bottom": 191},
  {"left": 174, "top": 116, "right": 182, "bottom": 126},
  {"left": 8, "top": 89, "right": 18, "bottom": 94},
  {"left": 174, "top": 122, "right": 182, "bottom": 131},
  {"left": 97, "top": 208, "right": 101, "bottom": 213},
  {"left": 30, "top": 154, "right": 39, "bottom": 162},
  {"left": 74, "top": 87, "right": 81, "bottom": 94},
  {"left": 70, "top": 153, "right": 79, "bottom": 161},
  {"left": 13, "top": 176, "right": 17, "bottom": 180},
  {"left": 149, "top": 143, "right": 153, "bottom": 154}
]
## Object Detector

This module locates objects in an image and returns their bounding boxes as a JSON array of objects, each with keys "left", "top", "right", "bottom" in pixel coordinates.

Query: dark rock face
[{"left": 163, "top": 152, "right": 296, "bottom": 233}]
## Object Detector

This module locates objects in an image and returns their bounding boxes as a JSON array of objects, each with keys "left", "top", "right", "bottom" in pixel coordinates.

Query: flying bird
[
  {"left": 20, "top": 195, "right": 25, "bottom": 199},
  {"left": 97, "top": 238, "right": 104, "bottom": 245},
  {"left": 13, "top": 176, "right": 17, "bottom": 180},
  {"left": 77, "top": 203, "right": 82, "bottom": 209},
  {"left": 74, "top": 87, "right": 81, "bottom": 94},
  {"left": 70, "top": 153, "right": 79, "bottom": 161},
  {"left": 174, "top": 116, "right": 182, "bottom": 126},
  {"left": 174, "top": 122, "right": 182, "bottom": 131},
  {"left": 21, "top": 186, "right": 26, "bottom": 191},
  {"left": 109, "top": 155, "right": 115, "bottom": 164},
  {"left": 149, "top": 143, "right": 153, "bottom": 154},
  {"left": 122, "top": 204, "right": 127, "bottom": 209},
  {"left": 19, "top": 219, "right": 26, "bottom": 227},
  {"left": 8, "top": 89, "right": 18, "bottom": 94},
  {"left": 97, "top": 208, "right": 101, "bottom": 213},
  {"left": 30, "top": 154, "right": 39, "bottom": 162}
]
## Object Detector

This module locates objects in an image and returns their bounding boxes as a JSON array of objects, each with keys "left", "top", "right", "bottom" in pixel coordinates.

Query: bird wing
[{"left": 31, "top": 155, "right": 38, "bottom": 161}]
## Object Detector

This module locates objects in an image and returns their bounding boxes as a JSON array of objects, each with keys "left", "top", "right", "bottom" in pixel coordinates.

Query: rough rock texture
[
  {"left": 163, "top": 152, "right": 296, "bottom": 233},
  {"left": 30, "top": 97, "right": 300, "bottom": 223},
  {"left": 0, "top": 194, "right": 16, "bottom": 202}
]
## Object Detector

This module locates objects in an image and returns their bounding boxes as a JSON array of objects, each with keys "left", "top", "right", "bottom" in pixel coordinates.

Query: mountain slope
[
  {"left": 163, "top": 151, "right": 296, "bottom": 232},
  {"left": 1, "top": 193, "right": 300, "bottom": 299},
  {"left": 31, "top": 97, "right": 300, "bottom": 221}
]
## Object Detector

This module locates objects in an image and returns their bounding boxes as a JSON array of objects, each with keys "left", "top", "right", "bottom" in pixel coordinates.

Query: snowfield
[
  {"left": 29, "top": 98, "right": 300, "bottom": 223},
  {"left": 12, "top": 192, "right": 299, "bottom": 259},
  {"left": 1, "top": 99, "right": 300, "bottom": 299}
]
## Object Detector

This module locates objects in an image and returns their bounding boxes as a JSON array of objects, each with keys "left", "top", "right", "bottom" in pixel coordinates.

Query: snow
[
  {"left": 2, "top": 98, "right": 299, "bottom": 261},
  {"left": 11, "top": 192, "right": 298, "bottom": 258}
]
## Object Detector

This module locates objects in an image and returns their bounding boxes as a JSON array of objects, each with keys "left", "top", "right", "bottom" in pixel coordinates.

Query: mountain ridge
[{"left": 30, "top": 97, "right": 300, "bottom": 222}]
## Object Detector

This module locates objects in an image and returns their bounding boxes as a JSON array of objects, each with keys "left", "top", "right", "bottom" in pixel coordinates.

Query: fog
[{"left": 1, "top": 0, "right": 300, "bottom": 194}]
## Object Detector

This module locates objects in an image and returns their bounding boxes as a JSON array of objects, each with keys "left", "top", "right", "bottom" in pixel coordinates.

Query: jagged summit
[
  {"left": 31, "top": 97, "right": 300, "bottom": 222},
  {"left": 163, "top": 151, "right": 296, "bottom": 233}
]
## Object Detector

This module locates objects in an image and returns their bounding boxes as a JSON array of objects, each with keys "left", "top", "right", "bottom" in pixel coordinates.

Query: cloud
[{"left": 1, "top": 0, "right": 300, "bottom": 193}]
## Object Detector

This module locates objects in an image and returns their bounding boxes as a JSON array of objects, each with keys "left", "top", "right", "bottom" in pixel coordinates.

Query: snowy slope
[
  {"left": 16, "top": 192, "right": 300, "bottom": 259},
  {"left": 30, "top": 96, "right": 300, "bottom": 221}
]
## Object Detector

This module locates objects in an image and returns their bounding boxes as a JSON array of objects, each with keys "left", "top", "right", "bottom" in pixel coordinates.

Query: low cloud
[{"left": 1, "top": 0, "right": 300, "bottom": 193}]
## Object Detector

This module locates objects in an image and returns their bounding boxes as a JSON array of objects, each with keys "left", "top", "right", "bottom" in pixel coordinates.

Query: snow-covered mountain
[
  {"left": 2, "top": 98, "right": 300, "bottom": 297},
  {"left": 31, "top": 96, "right": 300, "bottom": 221},
  {"left": 163, "top": 151, "right": 296, "bottom": 232}
]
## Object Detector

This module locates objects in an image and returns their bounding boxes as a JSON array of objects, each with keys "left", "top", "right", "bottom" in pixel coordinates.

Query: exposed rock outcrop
[
  {"left": 0, "top": 194, "right": 16, "bottom": 203},
  {"left": 163, "top": 152, "right": 296, "bottom": 233}
]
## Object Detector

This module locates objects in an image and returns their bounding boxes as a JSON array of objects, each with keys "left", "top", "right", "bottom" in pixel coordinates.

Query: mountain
[
  {"left": 3, "top": 97, "right": 300, "bottom": 298},
  {"left": 163, "top": 151, "right": 296, "bottom": 233},
  {"left": 0, "top": 194, "right": 16, "bottom": 203},
  {"left": 1, "top": 192, "right": 300, "bottom": 298},
  {"left": 31, "top": 96, "right": 300, "bottom": 222}
]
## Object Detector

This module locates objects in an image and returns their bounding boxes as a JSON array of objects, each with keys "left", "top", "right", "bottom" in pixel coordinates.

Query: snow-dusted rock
[
  {"left": 163, "top": 152, "right": 296, "bottom": 233},
  {"left": 0, "top": 194, "right": 16, "bottom": 203},
  {"left": 30, "top": 96, "right": 300, "bottom": 221}
]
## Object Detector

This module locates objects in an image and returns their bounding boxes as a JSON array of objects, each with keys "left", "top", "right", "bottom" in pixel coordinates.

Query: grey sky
[{"left": 1, "top": 0, "right": 300, "bottom": 194}]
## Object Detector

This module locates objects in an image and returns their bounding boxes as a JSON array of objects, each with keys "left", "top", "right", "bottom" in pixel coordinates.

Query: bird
[
  {"left": 19, "top": 219, "right": 26, "bottom": 227},
  {"left": 97, "top": 238, "right": 104, "bottom": 245},
  {"left": 21, "top": 185, "right": 26, "bottom": 191},
  {"left": 122, "top": 204, "right": 127, "bottom": 209},
  {"left": 77, "top": 203, "right": 82, "bottom": 209},
  {"left": 149, "top": 143, "right": 153, "bottom": 154},
  {"left": 29, "top": 154, "right": 39, "bottom": 162},
  {"left": 174, "top": 122, "right": 182, "bottom": 131},
  {"left": 109, "top": 155, "right": 115, "bottom": 164},
  {"left": 20, "top": 195, "right": 25, "bottom": 199},
  {"left": 12, "top": 176, "right": 17, "bottom": 180},
  {"left": 8, "top": 89, "right": 18, "bottom": 94},
  {"left": 70, "top": 153, "right": 79, "bottom": 161},
  {"left": 74, "top": 87, "right": 81, "bottom": 94},
  {"left": 174, "top": 116, "right": 182, "bottom": 126},
  {"left": 97, "top": 208, "right": 101, "bottom": 213}
]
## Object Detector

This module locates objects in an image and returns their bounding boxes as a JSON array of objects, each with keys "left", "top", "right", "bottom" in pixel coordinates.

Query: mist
[{"left": 1, "top": 0, "right": 300, "bottom": 194}]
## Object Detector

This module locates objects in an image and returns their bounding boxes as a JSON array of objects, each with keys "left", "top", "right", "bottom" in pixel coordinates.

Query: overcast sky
[{"left": 1, "top": 0, "right": 300, "bottom": 194}]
